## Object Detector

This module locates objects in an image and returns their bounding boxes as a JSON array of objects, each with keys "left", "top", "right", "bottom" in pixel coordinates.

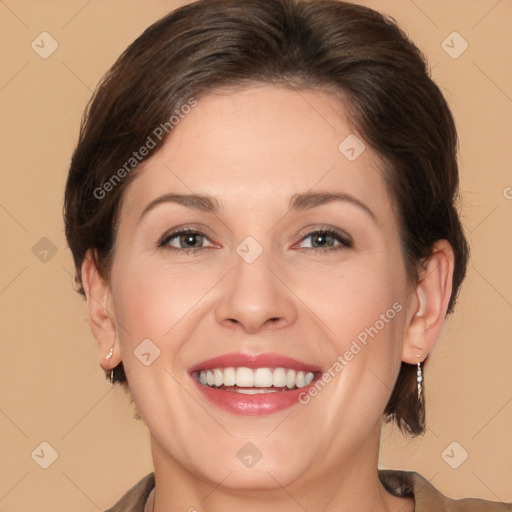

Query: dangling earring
[
  {"left": 110, "top": 369, "right": 114, "bottom": 384},
  {"left": 414, "top": 346, "right": 423, "bottom": 405},
  {"left": 417, "top": 360, "right": 423, "bottom": 404}
]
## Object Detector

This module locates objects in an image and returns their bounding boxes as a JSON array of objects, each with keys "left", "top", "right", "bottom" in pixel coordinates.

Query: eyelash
[
  {"left": 158, "top": 228, "right": 214, "bottom": 256},
  {"left": 158, "top": 227, "right": 353, "bottom": 255},
  {"left": 298, "top": 228, "right": 353, "bottom": 253}
]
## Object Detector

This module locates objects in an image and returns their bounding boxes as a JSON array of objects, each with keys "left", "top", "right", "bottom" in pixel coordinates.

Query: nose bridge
[{"left": 214, "top": 238, "right": 298, "bottom": 332}]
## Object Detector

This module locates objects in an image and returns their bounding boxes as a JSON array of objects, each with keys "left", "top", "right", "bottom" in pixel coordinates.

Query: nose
[{"left": 214, "top": 248, "right": 298, "bottom": 334}]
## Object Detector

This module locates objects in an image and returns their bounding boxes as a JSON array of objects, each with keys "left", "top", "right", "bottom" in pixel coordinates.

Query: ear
[
  {"left": 81, "top": 249, "right": 121, "bottom": 371},
  {"left": 402, "top": 240, "right": 455, "bottom": 364}
]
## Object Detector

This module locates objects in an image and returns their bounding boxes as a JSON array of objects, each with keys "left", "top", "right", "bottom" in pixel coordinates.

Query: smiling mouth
[{"left": 193, "top": 366, "right": 317, "bottom": 393}]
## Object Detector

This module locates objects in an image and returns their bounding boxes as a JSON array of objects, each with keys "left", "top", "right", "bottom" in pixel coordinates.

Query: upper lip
[{"left": 189, "top": 352, "right": 322, "bottom": 374}]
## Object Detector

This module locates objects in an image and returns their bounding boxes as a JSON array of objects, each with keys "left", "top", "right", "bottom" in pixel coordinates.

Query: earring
[
  {"left": 417, "top": 361, "right": 423, "bottom": 404},
  {"left": 414, "top": 346, "right": 423, "bottom": 404},
  {"left": 105, "top": 348, "right": 115, "bottom": 384}
]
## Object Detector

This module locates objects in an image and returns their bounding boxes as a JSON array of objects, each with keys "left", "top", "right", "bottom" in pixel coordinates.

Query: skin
[{"left": 82, "top": 85, "right": 454, "bottom": 512}]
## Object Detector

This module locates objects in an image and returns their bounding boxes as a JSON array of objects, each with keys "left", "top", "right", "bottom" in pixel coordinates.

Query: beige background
[{"left": 0, "top": 0, "right": 511, "bottom": 510}]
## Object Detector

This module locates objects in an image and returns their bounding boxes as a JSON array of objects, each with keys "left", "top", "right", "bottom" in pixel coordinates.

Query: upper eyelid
[{"left": 160, "top": 225, "right": 216, "bottom": 240}]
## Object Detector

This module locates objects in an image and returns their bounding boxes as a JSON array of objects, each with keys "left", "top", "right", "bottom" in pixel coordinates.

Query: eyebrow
[
  {"left": 139, "top": 190, "right": 376, "bottom": 222},
  {"left": 289, "top": 190, "right": 376, "bottom": 221},
  {"left": 139, "top": 193, "right": 220, "bottom": 222}
]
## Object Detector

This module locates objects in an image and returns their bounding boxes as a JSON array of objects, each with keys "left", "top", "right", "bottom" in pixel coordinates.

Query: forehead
[{"left": 121, "top": 84, "right": 393, "bottom": 220}]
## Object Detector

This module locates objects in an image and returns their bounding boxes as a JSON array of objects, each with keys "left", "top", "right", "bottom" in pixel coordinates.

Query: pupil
[
  {"left": 313, "top": 233, "right": 333, "bottom": 247},
  {"left": 182, "top": 234, "right": 201, "bottom": 248}
]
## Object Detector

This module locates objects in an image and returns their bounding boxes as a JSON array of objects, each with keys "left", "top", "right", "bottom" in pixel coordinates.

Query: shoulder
[
  {"left": 104, "top": 473, "right": 155, "bottom": 512},
  {"left": 379, "top": 469, "right": 512, "bottom": 511}
]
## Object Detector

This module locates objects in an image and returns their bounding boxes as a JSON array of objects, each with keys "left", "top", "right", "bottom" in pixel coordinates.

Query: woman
[{"left": 63, "top": 0, "right": 511, "bottom": 510}]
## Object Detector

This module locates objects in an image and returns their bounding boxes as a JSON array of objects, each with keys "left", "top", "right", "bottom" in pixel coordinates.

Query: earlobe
[
  {"left": 402, "top": 240, "right": 455, "bottom": 364},
  {"left": 81, "top": 250, "right": 121, "bottom": 371}
]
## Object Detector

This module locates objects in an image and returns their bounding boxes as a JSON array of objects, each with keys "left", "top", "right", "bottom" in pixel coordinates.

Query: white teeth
[
  {"left": 224, "top": 367, "right": 236, "bottom": 386},
  {"left": 235, "top": 367, "right": 254, "bottom": 387},
  {"left": 286, "top": 369, "right": 296, "bottom": 389},
  {"left": 273, "top": 367, "right": 287, "bottom": 387},
  {"left": 254, "top": 368, "right": 273, "bottom": 387},
  {"left": 197, "top": 367, "right": 316, "bottom": 390},
  {"left": 235, "top": 388, "right": 279, "bottom": 394},
  {"left": 214, "top": 368, "right": 223, "bottom": 387}
]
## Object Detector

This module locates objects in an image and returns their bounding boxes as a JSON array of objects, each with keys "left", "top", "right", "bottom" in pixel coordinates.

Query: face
[{"left": 108, "top": 85, "right": 412, "bottom": 488}]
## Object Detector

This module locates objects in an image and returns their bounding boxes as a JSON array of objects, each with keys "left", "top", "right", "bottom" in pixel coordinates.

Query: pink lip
[
  {"left": 188, "top": 352, "right": 322, "bottom": 373},
  {"left": 188, "top": 352, "right": 322, "bottom": 416}
]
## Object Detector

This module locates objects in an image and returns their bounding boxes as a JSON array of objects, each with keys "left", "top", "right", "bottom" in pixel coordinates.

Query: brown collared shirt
[{"left": 104, "top": 470, "right": 512, "bottom": 511}]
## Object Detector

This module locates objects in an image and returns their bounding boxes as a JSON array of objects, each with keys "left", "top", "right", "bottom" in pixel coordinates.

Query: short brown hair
[{"left": 64, "top": 0, "right": 469, "bottom": 436}]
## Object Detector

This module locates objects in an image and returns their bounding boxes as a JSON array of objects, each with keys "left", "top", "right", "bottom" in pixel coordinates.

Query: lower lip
[{"left": 192, "top": 378, "right": 318, "bottom": 415}]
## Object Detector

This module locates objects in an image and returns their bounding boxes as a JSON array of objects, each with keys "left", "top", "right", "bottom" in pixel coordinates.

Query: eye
[
  {"left": 296, "top": 229, "right": 352, "bottom": 253},
  {"left": 158, "top": 227, "right": 352, "bottom": 255},
  {"left": 159, "top": 228, "right": 215, "bottom": 253}
]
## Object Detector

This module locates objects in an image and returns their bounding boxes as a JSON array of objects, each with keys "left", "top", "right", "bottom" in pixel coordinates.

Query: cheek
[
  {"left": 304, "top": 270, "right": 406, "bottom": 415},
  {"left": 112, "top": 259, "right": 213, "bottom": 335},
  {"left": 302, "top": 258, "right": 406, "bottom": 347},
  {"left": 299, "top": 255, "right": 408, "bottom": 405},
  {"left": 110, "top": 259, "right": 229, "bottom": 384}
]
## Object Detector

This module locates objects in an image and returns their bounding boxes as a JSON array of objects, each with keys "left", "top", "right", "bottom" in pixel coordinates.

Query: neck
[{"left": 148, "top": 423, "right": 413, "bottom": 512}]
